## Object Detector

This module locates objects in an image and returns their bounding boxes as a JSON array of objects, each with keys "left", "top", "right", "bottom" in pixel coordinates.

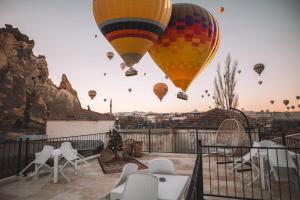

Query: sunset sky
[{"left": 1, "top": 0, "right": 300, "bottom": 113}]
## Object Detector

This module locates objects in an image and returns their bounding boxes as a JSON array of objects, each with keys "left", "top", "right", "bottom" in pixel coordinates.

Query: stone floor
[
  {"left": 0, "top": 153, "right": 196, "bottom": 200},
  {"left": 0, "top": 153, "right": 299, "bottom": 200}
]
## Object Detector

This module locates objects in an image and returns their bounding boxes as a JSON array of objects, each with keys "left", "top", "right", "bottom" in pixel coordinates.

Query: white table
[
  {"left": 110, "top": 174, "right": 190, "bottom": 200},
  {"left": 35, "top": 149, "right": 62, "bottom": 183}
]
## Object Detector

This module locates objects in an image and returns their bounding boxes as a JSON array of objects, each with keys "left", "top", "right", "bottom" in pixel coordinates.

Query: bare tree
[{"left": 214, "top": 54, "right": 239, "bottom": 110}]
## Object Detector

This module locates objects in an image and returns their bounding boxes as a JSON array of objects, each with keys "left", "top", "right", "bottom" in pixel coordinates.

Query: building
[{"left": 46, "top": 109, "right": 115, "bottom": 138}]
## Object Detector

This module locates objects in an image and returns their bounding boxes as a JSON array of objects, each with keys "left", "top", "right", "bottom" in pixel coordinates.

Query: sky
[{"left": 1, "top": 0, "right": 300, "bottom": 113}]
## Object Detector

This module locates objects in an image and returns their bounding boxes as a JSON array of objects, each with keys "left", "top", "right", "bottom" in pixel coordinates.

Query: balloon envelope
[
  {"left": 93, "top": 0, "right": 172, "bottom": 67},
  {"left": 149, "top": 3, "right": 220, "bottom": 92},
  {"left": 120, "top": 63, "right": 126, "bottom": 70},
  {"left": 270, "top": 100, "right": 274, "bottom": 104},
  {"left": 254, "top": 63, "right": 265, "bottom": 75},
  {"left": 88, "top": 90, "right": 97, "bottom": 100},
  {"left": 106, "top": 52, "right": 114, "bottom": 60},
  {"left": 218, "top": 6, "right": 224, "bottom": 14},
  {"left": 283, "top": 100, "right": 289, "bottom": 106},
  {"left": 153, "top": 83, "right": 168, "bottom": 101}
]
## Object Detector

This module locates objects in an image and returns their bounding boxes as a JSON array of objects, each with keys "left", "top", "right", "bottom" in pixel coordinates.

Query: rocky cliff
[{"left": 0, "top": 24, "right": 81, "bottom": 137}]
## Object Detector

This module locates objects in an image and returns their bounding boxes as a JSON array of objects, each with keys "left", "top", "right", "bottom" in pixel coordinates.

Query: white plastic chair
[
  {"left": 148, "top": 158, "right": 176, "bottom": 175},
  {"left": 121, "top": 174, "right": 158, "bottom": 200},
  {"left": 231, "top": 142, "right": 262, "bottom": 185},
  {"left": 100, "top": 163, "right": 138, "bottom": 200},
  {"left": 59, "top": 144, "right": 80, "bottom": 182},
  {"left": 19, "top": 145, "right": 54, "bottom": 177},
  {"left": 61, "top": 142, "right": 88, "bottom": 164}
]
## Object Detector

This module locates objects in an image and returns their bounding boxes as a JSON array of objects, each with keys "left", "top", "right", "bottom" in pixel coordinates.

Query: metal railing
[
  {"left": 0, "top": 133, "right": 106, "bottom": 179},
  {"left": 188, "top": 143, "right": 300, "bottom": 200}
]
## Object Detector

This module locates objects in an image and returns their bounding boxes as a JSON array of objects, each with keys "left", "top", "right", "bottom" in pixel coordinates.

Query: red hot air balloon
[{"left": 153, "top": 83, "right": 168, "bottom": 102}]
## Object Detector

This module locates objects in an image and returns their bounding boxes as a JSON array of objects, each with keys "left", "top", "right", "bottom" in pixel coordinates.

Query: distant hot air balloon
[
  {"left": 149, "top": 3, "right": 220, "bottom": 100},
  {"left": 296, "top": 96, "right": 300, "bottom": 100},
  {"left": 153, "top": 83, "right": 168, "bottom": 102},
  {"left": 205, "top": 90, "right": 208, "bottom": 94},
  {"left": 253, "top": 63, "right": 265, "bottom": 76},
  {"left": 88, "top": 90, "right": 97, "bottom": 100},
  {"left": 144, "top": 73, "right": 147, "bottom": 76},
  {"left": 104, "top": 98, "right": 107, "bottom": 102},
  {"left": 212, "top": 96, "right": 215, "bottom": 99},
  {"left": 165, "top": 75, "right": 168, "bottom": 80},
  {"left": 258, "top": 80, "right": 263, "bottom": 85},
  {"left": 291, "top": 105, "right": 295, "bottom": 110},
  {"left": 104, "top": 72, "right": 107, "bottom": 76},
  {"left": 128, "top": 88, "right": 132, "bottom": 93},
  {"left": 218, "top": 6, "right": 224, "bottom": 14},
  {"left": 202, "top": 95, "right": 204, "bottom": 98},
  {"left": 106, "top": 52, "right": 114, "bottom": 60},
  {"left": 283, "top": 100, "right": 289, "bottom": 106},
  {"left": 94, "top": 34, "right": 97, "bottom": 38},
  {"left": 120, "top": 63, "right": 126, "bottom": 70},
  {"left": 270, "top": 100, "right": 274, "bottom": 105},
  {"left": 237, "top": 69, "right": 241, "bottom": 74},
  {"left": 209, "top": 106, "right": 212, "bottom": 109},
  {"left": 93, "top": 0, "right": 172, "bottom": 69},
  {"left": 208, "top": 94, "right": 211, "bottom": 97},
  {"left": 298, "top": 104, "right": 300, "bottom": 109},
  {"left": 287, "top": 106, "right": 290, "bottom": 110}
]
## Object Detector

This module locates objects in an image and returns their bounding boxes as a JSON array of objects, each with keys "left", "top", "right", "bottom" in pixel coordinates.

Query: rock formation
[{"left": 0, "top": 24, "right": 81, "bottom": 136}]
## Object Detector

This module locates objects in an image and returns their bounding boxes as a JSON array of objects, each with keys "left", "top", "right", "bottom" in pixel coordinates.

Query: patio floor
[
  {"left": 0, "top": 153, "right": 196, "bottom": 200},
  {"left": 0, "top": 153, "right": 299, "bottom": 200}
]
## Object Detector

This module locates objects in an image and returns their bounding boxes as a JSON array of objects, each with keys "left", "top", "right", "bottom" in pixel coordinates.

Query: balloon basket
[
  {"left": 125, "top": 68, "right": 138, "bottom": 77},
  {"left": 177, "top": 92, "right": 188, "bottom": 100}
]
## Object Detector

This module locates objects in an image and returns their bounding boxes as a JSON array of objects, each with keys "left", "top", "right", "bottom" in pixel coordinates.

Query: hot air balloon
[
  {"left": 291, "top": 105, "right": 295, "bottom": 110},
  {"left": 165, "top": 75, "right": 168, "bottom": 80},
  {"left": 88, "top": 90, "right": 97, "bottom": 100},
  {"left": 253, "top": 63, "right": 265, "bottom": 76},
  {"left": 120, "top": 63, "right": 126, "bottom": 70},
  {"left": 296, "top": 96, "right": 300, "bottom": 100},
  {"left": 104, "top": 98, "right": 107, "bottom": 102},
  {"left": 258, "top": 80, "right": 263, "bottom": 85},
  {"left": 287, "top": 106, "right": 290, "bottom": 110},
  {"left": 93, "top": 0, "right": 172, "bottom": 73},
  {"left": 208, "top": 94, "right": 211, "bottom": 97},
  {"left": 149, "top": 3, "right": 220, "bottom": 100},
  {"left": 205, "top": 90, "right": 208, "bottom": 94},
  {"left": 218, "top": 6, "right": 224, "bottom": 14},
  {"left": 153, "top": 83, "right": 168, "bottom": 102},
  {"left": 104, "top": 72, "right": 107, "bottom": 76},
  {"left": 298, "top": 104, "right": 300, "bottom": 109},
  {"left": 283, "top": 100, "right": 289, "bottom": 106},
  {"left": 106, "top": 52, "right": 114, "bottom": 60},
  {"left": 94, "top": 34, "right": 97, "bottom": 38},
  {"left": 144, "top": 73, "right": 147, "bottom": 76},
  {"left": 237, "top": 69, "right": 241, "bottom": 74},
  {"left": 270, "top": 100, "right": 274, "bottom": 105},
  {"left": 128, "top": 88, "right": 132, "bottom": 93}
]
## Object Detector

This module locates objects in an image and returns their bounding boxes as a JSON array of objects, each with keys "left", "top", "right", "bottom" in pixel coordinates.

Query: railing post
[
  {"left": 196, "top": 140, "right": 204, "bottom": 200},
  {"left": 196, "top": 129, "right": 199, "bottom": 153},
  {"left": 24, "top": 138, "right": 30, "bottom": 177},
  {"left": 148, "top": 128, "right": 151, "bottom": 153},
  {"left": 282, "top": 132, "right": 286, "bottom": 146},
  {"left": 16, "top": 138, "right": 23, "bottom": 175}
]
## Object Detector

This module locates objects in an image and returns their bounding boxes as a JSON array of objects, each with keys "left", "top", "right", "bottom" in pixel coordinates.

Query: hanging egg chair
[{"left": 215, "top": 119, "right": 250, "bottom": 156}]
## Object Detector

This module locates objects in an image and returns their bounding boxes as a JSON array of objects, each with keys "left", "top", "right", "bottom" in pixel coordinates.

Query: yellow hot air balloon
[
  {"left": 153, "top": 83, "right": 168, "bottom": 102},
  {"left": 88, "top": 90, "right": 97, "bottom": 100},
  {"left": 93, "top": 0, "right": 172, "bottom": 72},
  {"left": 149, "top": 3, "right": 220, "bottom": 99}
]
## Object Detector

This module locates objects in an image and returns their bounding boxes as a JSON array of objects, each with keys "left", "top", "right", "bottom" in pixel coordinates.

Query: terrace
[{"left": 1, "top": 130, "right": 300, "bottom": 200}]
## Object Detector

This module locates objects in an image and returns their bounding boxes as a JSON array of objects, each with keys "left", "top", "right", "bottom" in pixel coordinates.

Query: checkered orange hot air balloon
[
  {"left": 93, "top": 0, "right": 172, "bottom": 75},
  {"left": 149, "top": 3, "right": 220, "bottom": 100},
  {"left": 153, "top": 83, "right": 168, "bottom": 102}
]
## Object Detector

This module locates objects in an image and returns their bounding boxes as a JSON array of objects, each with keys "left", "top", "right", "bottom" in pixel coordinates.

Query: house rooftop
[{"left": 48, "top": 109, "right": 115, "bottom": 121}]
